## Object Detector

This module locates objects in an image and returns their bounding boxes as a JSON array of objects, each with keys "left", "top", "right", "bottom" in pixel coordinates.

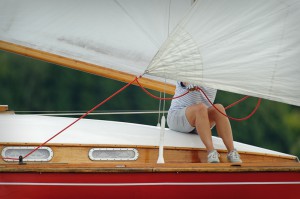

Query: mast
[{"left": 0, "top": 40, "right": 175, "bottom": 95}]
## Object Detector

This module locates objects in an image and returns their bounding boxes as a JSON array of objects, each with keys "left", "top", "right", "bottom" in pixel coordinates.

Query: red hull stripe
[{"left": 1, "top": 181, "right": 300, "bottom": 186}]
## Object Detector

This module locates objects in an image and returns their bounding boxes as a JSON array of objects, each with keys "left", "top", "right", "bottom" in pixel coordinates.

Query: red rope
[
  {"left": 135, "top": 78, "right": 190, "bottom": 100},
  {"left": 196, "top": 87, "right": 261, "bottom": 121},
  {"left": 2, "top": 77, "right": 138, "bottom": 161},
  {"left": 225, "top": 96, "right": 250, "bottom": 110},
  {"left": 136, "top": 78, "right": 261, "bottom": 121}
]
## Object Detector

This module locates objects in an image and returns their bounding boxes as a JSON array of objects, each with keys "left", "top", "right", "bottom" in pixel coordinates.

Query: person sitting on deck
[{"left": 167, "top": 82, "right": 242, "bottom": 163}]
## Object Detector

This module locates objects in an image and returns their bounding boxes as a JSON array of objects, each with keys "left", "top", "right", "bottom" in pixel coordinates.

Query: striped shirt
[{"left": 168, "top": 82, "right": 217, "bottom": 112}]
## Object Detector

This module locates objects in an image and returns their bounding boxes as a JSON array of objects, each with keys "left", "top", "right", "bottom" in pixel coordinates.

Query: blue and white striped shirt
[{"left": 168, "top": 82, "right": 217, "bottom": 111}]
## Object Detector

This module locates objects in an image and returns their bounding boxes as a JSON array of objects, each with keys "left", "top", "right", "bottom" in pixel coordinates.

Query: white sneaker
[
  {"left": 207, "top": 150, "right": 220, "bottom": 163},
  {"left": 227, "top": 149, "right": 242, "bottom": 163}
]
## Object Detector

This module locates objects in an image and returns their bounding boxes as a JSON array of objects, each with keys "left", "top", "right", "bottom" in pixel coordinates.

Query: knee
[
  {"left": 194, "top": 103, "right": 208, "bottom": 114},
  {"left": 211, "top": 104, "right": 227, "bottom": 118},
  {"left": 214, "top": 104, "right": 225, "bottom": 112}
]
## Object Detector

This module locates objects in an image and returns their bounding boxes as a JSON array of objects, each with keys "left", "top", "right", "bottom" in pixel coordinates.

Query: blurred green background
[{"left": 1, "top": 50, "right": 299, "bottom": 157}]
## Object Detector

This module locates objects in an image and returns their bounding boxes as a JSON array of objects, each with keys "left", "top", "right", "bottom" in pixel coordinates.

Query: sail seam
[{"left": 268, "top": 3, "right": 290, "bottom": 98}]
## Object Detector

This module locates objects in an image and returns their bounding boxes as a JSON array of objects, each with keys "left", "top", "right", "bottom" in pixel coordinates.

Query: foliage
[{"left": 0, "top": 51, "right": 299, "bottom": 157}]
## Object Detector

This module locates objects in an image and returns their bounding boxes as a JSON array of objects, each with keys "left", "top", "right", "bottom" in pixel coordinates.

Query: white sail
[
  {"left": 0, "top": 0, "right": 192, "bottom": 77},
  {"left": 147, "top": 0, "right": 300, "bottom": 106},
  {"left": 0, "top": 0, "right": 299, "bottom": 106}
]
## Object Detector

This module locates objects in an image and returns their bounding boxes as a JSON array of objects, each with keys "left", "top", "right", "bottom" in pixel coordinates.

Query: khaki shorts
[{"left": 167, "top": 107, "right": 196, "bottom": 133}]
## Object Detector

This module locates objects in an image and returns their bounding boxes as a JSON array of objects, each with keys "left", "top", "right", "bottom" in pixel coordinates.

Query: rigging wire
[
  {"left": 157, "top": 92, "right": 162, "bottom": 126},
  {"left": 156, "top": 0, "right": 171, "bottom": 126},
  {"left": 162, "top": 77, "right": 167, "bottom": 117},
  {"left": 16, "top": 110, "right": 168, "bottom": 116}
]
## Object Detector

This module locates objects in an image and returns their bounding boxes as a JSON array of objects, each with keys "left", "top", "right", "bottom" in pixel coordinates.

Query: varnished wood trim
[
  {"left": 0, "top": 105, "right": 8, "bottom": 112},
  {"left": 0, "top": 142, "right": 297, "bottom": 161},
  {"left": 0, "top": 40, "right": 175, "bottom": 94},
  {"left": 1, "top": 142, "right": 298, "bottom": 167}
]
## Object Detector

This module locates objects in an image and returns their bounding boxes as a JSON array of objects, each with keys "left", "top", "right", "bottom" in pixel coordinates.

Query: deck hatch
[
  {"left": 89, "top": 148, "right": 139, "bottom": 161},
  {"left": 1, "top": 146, "right": 53, "bottom": 162}
]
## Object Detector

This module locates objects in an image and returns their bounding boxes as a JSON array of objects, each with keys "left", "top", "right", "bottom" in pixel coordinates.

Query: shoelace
[
  {"left": 228, "top": 150, "right": 240, "bottom": 159},
  {"left": 209, "top": 150, "right": 219, "bottom": 159}
]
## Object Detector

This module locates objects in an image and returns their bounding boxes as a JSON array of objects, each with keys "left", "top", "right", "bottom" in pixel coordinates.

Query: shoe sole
[{"left": 208, "top": 160, "right": 220, "bottom": 163}]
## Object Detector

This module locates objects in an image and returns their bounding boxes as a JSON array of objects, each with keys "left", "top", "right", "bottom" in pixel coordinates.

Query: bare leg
[
  {"left": 208, "top": 104, "right": 234, "bottom": 152},
  {"left": 186, "top": 103, "right": 214, "bottom": 151}
]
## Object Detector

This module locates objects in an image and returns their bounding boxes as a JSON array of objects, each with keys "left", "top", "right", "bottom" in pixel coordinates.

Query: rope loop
[
  {"left": 136, "top": 78, "right": 261, "bottom": 121},
  {"left": 136, "top": 79, "right": 261, "bottom": 121},
  {"left": 195, "top": 87, "right": 261, "bottom": 121},
  {"left": 135, "top": 78, "right": 190, "bottom": 100}
]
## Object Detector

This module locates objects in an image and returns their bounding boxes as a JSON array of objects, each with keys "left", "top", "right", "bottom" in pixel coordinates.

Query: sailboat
[{"left": 0, "top": 0, "right": 300, "bottom": 198}]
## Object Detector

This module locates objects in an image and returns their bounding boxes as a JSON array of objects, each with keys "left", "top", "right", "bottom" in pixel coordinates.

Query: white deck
[{"left": 0, "top": 114, "right": 296, "bottom": 158}]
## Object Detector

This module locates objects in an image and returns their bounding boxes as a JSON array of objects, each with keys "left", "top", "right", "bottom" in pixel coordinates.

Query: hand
[
  {"left": 186, "top": 83, "right": 197, "bottom": 91},
  {"left": 181, "top": 82, "right": 197, "bottom": 91}
]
